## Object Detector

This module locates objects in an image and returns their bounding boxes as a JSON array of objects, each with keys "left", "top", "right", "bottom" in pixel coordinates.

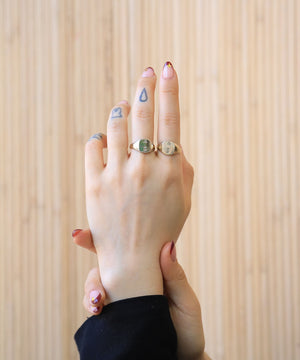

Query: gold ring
[
  {"left": 129, "top": 139, "right": 155, "bottom": 154},
  {"left": 157, "top": 141, "right": 181, "bottom": 156}
]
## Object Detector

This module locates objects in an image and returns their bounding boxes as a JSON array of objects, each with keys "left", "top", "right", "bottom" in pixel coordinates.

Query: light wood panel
[{"left": 1, "top": 0, "right": 299, "bottom": 359}]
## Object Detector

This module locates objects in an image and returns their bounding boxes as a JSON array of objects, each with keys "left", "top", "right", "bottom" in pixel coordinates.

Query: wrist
[{"left": 97, "top": 253, "right": 164, "bottom": 304}]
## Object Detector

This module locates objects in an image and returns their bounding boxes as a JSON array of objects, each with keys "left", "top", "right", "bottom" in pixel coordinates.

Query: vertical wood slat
[{"left": 0, "top": 1, "right": 299, "bottom": 359}]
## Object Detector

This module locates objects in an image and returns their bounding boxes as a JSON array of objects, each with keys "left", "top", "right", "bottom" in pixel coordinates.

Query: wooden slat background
[{"left": 1, "top": 0, "right": 299, "bottom": 359}]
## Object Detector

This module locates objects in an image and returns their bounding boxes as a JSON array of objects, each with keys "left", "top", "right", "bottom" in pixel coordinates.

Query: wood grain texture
[{"left": 1, "top": 0, "right": 299, "bottom": 359}]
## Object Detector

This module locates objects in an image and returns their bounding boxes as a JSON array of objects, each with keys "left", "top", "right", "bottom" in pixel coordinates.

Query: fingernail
[
  {"left": 91, "top": 306, "right": 100, "bottom": 314},
  {"left": 118, "top": 99, "right": 128, "bottom": 105},
  {"left": 72, "top": 229, "right": 82, "bottom": 237},
  {"left": 163, "top": 61, "right": 174, "bottom": 79},
  {"left": 170, "top": 241, "right": 177, "bottom": 262},
  {"left": 90, "top": 290, "right": 101, "bottom": 305},
  {"left": 142, "top": 66, "right": 154, "bottom": 77}
]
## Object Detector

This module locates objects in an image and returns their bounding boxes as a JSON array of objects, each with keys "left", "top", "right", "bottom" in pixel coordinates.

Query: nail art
[
  {"left": 163, "top": 61, "right": 174, "bottom": 79},
  {"left": 72, "top": 229, "right": 82, "bottom": 237},
  {"left": 142, "top": 66, "right": 154, "bottom": 77},
  {"left": 90, "top": 290, "right": 101, "bottom": 305},
  {"left": 92, "top": 306, "right": 100, "bottom": 314}
]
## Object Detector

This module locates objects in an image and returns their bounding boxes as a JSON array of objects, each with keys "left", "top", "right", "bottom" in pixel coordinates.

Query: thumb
[
  {"left": 160, "top": 242, "right": 200, "bottom": 313},
  {"left": 72, "top": 228, "right": 97, "bottom": 254}
]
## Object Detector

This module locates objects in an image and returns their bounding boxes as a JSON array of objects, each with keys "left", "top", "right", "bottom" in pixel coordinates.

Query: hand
[
  {"left": 84, "top": 63, "right": 194, "bottom": 303},
  {"left": 73, "top": 229, "right": 206, "bottom": 360}
]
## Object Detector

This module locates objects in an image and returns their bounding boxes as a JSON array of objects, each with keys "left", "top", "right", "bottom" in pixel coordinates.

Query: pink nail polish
[
  {"left": 118, "top": 99, "right": 128, "bottom": 105},
  {"left": 90, "top": 290, "right": 101, "bottom": 305},
  {"left": 170, "top": 241, "right": 177, "bottom": 262},
  {"left": 72, "top": 229, "right": 82, "bottom": 237},
  {"left": 162, "top": 61, "right": 174, "bottom": 79},
  {"left": 142, "top": 66, "right": 154, "bottom": 77}
]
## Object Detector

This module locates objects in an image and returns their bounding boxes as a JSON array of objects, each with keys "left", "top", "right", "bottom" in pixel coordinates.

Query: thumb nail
[
  {"left": 170, "top": 241, "right": 177, "bottom": 262},
  {"left": 72, "top": 229, "right": 82, "bottom": 237}
]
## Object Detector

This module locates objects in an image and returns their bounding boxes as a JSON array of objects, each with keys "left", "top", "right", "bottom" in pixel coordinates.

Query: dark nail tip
[
  {"left": 170, "top": 241, "right": 175, "bottom": 254},
  {"left": 72, "top": 229, "right": 82, "bottom": 237},
  {"left": 164, "top": 61, "right": 173, "bottom": 68}
]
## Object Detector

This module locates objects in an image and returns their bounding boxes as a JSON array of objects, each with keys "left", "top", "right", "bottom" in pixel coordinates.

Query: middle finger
[{"left": 131, "top": 67, "right": 156, "bottom": 148}]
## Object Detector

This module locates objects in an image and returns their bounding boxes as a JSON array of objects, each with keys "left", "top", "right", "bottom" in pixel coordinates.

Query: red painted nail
[
  {"left": 72, "top": 229, "right": 82, "bottom": 237},
  {"left": 92, "top": 306, "right": 100, "bottom": 314}
]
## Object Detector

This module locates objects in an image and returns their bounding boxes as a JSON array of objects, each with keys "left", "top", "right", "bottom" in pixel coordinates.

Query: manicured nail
[
  {"left": 90, "top": 290, "right": 101, "bottom": 305},
  {"left": 92, "top": 306, "right": 100, "bottom": 314},
  {"left": 118, "top": 99, "right": 128, "bottom": 105},
  {"left": 72, "top": 229, "right": 82, "bottom": 237},
  {"left": 163, "top": 61, "right": 174, "bottom": 79},
  {"left": 142, "top": 66, "right": 154, "bottom": 77},
  {"left": 170, "top": 241, "right": 177, "bottom": 262}
]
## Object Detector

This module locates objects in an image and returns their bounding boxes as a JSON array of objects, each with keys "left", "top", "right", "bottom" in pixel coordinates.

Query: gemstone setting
[
  {"left": 130, "top": 139, "right": 154, "bottom": 154},
  {"left": 139, "top": 139, "right": 152, "bottom": 153},
  {"left": 161, "top": 141, "right": 176, "bottom": 155}
]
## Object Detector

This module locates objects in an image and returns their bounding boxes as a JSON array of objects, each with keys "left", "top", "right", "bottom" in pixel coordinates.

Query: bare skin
[
  {"left": 77, "top": 63, "right": 212, "bottom": 360},
  {"left": 74, "top": 230, "right": 211, "bottom": 360}
]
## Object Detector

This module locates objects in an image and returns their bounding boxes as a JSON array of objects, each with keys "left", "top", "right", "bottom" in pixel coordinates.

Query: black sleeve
[{"left": 74, "top": 295, "right": 178, "bottom": 360}]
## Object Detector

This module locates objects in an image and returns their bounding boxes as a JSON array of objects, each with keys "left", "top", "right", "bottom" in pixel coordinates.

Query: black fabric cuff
[{"left": 74, "top": 295, "right": 177, "bottom": 360}]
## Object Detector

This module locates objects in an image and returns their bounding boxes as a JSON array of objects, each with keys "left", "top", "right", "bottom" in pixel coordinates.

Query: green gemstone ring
[{"left": 129, "top": 139, "right": 155, "bottom": 154}]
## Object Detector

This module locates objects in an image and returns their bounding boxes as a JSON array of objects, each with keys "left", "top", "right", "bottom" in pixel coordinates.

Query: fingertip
[{"left": 89, "top": 304, "right": 102, "bottom": 315}]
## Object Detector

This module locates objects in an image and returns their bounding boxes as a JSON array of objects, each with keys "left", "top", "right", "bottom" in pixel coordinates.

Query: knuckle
[
  {"left": 160, "top": 86, "right": 178, "bottom": 96},
  {"left": 134, "top": 106, "right": 152, "bottom": 121},
  {"left": 162, "top": 112, "right": 178, "bottom": 127},
  {"left": 175, "top": 265, "right": 187, "bottom": 282},
  {"left": 107, "top": 118, "right": 123, "bottom": 132}
]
